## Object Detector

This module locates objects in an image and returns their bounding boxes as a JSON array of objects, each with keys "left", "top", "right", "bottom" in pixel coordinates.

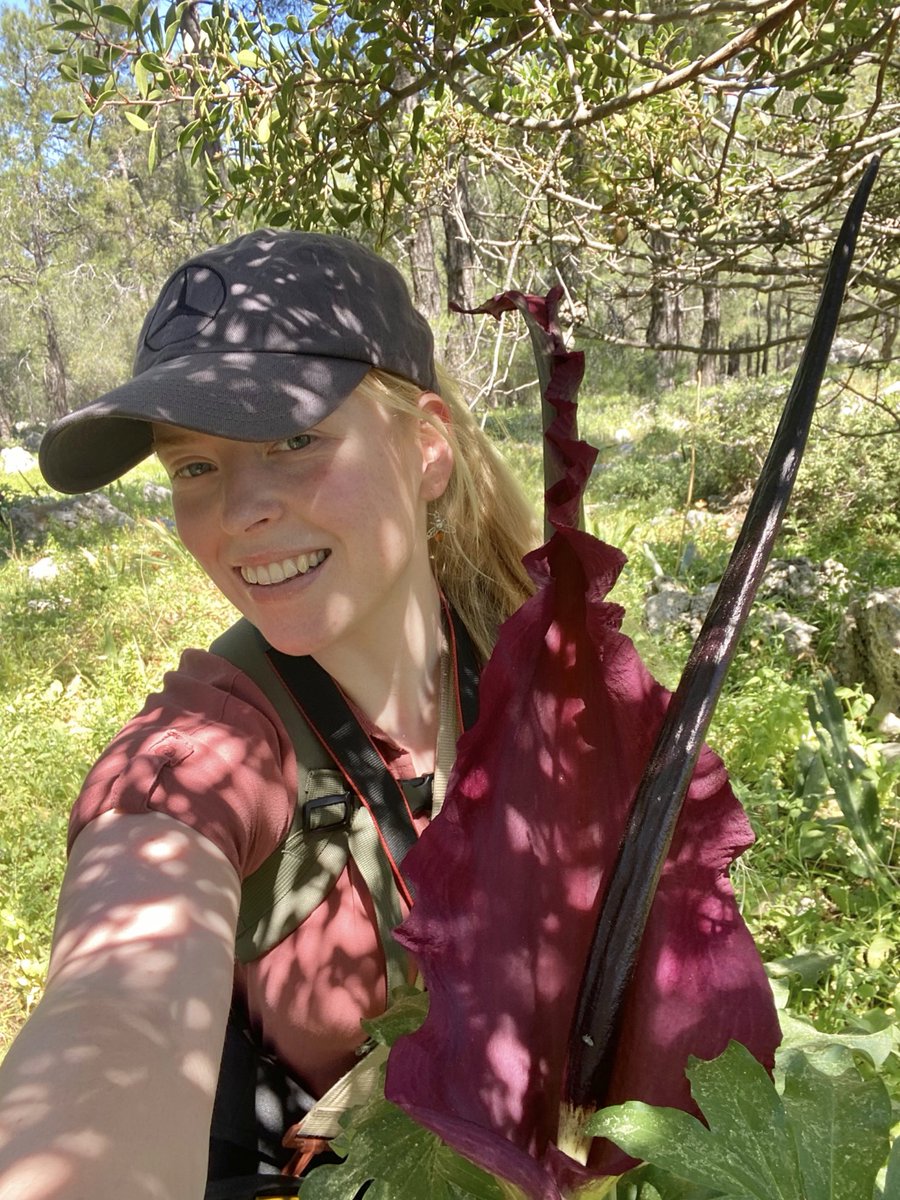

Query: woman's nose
[{"left": 219, "top": 464, "right": 284, "bottom": 533}]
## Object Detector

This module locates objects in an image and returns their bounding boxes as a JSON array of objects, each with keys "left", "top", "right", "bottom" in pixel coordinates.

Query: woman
[{"left": 0, "top": 231, "right": 537, "bottom": 1199}]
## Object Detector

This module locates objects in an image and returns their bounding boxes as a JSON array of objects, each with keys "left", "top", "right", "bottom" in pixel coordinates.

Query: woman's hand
[{"left": 0, "top": 809, "right": 240, "bottom": 1200}]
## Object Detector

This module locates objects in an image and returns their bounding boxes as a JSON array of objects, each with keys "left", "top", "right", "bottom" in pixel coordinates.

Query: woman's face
[{"left": 153, "top": 389, "right": 452, "bottom": 660}]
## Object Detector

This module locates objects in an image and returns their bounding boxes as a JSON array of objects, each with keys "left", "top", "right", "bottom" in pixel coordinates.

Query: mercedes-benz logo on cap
[{"left": 144, "top": 264, "right": 227, "bottom": 352}]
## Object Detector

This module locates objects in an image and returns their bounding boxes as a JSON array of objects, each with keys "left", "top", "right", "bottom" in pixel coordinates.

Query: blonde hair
[{"left": 355, "top": 367, "right": 539, "bottom": 661}]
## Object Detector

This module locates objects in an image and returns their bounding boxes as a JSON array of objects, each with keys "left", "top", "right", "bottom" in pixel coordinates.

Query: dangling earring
[{"left": 427, "top": 507, "right": 448, "bottom": 544}]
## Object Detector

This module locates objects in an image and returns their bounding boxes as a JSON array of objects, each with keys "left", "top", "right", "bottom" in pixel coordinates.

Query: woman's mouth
[{"left": 239, "top": 549, "right": 330, "bottom": 586}]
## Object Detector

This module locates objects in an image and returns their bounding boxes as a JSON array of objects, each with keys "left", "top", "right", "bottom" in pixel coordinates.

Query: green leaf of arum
[{"left": 586, "top": 1040, "right": 892, "bottom": 1200}]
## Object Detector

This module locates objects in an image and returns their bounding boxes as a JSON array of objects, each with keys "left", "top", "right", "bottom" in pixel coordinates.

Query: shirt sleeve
[{"left": 67, "top": 648, "right": 299, "bottom": 878}]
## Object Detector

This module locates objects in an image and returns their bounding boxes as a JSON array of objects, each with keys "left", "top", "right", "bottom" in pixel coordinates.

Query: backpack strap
[
  {"left": 209, "top": 619, "right": 405, "bottom": 992},
  {"left": 209, "top": 614, "right": 480, "bottom": 996}
]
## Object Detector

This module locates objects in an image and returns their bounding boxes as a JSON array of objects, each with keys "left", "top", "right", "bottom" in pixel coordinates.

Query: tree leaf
[
  {"left": 133, "top": 56, "right": 150, "bottom": 96},
  {"left": 95, "top": 4, "right": 131, "bottom": 26},
  {"left": 813, "top": 89, "right": 847, "bottom": 105},
  {"left": 79, "top": 54, "right": 111, "bottom": 77},
  {"left": 123, "top": 109, "right": 151, "bottom": 132}
]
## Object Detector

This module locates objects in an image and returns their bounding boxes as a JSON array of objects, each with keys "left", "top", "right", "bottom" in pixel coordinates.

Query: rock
[
  {"left": 829, "top": 336, "right": 877, "bottom": 365},
  {"left": 685, "top": 507, "right": 710, "bottom": 528},
  {"left": 757, "top": 609, "right": 819, "bottom": 657},
  {"left": 761, "top": 557, "right": 851, "bottom": 604},
  {"left": 10, "top": 421, "right": 46, "bottom": 452},
  {"left": 26, "top": 595, "right": 71, "bottom": 613},
  {"left": 643, "top": 556, "right": 849, "bottom": 654},
  {"left": 644, "top": 576, "right": 717, "bottom": 639},
  {"left": 644, "top": 579, "right": 692, "bottom": 635},
  {"left": 833, "top": 587, "right": 900, "bottom": 727},
  {"left": 1, "top": 446, "right": 37, "bottom": 473},
  {"left": 3, "top": 491, "right": 132, "bottom": 547},
  {"left": 28, "top": 555, "right": 59, "bottom": 581},
  {"left": 51, "top": 493, "right": 132, "bottom": 531},
  {"left": 142, "top": 482, "right": 172, "bottom": 505}
]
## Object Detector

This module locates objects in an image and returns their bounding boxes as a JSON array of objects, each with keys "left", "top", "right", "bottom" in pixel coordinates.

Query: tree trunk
[
  {"left": 442, "top": 162, "right": 477, "bottom": 313},
  {"left": 406, "top": 214, "right": 442, "bottom": 321},
  {"left": 698, "top": 282, "right": 721, "bottom": 385},
  {"left": 646, "top": 230, "right": 678, "bottom": 391},
  {"left": 395, "top": 69, "right": 442, "bottom": 322},
  {"left": 762, "top": 290, "right": 773, "bottom": 375},
  {"left": 880, "top": 310, "right": 897, "bottom": 363},
  {"left": 41, "top": 298, "right": 68, "bottom": 420},
  {"left": 441, "top": 159, "right": 478, "bottom": 373}
]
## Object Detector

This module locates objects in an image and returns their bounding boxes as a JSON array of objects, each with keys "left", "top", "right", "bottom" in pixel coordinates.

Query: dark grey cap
[{"left": 39, "top": 230, "right": 438, "bottom": 493}]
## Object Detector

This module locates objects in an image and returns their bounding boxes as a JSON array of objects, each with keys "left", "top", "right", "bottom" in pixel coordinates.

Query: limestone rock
[
  {"left": 833, "top": 587, "right": 900, "bottom": 728},
  {"left": 3, "top": 491, "right": 132, "bottom": 546}
]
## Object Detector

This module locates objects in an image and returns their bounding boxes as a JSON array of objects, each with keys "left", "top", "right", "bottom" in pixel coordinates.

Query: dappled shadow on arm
[{"left": 0, "top": 775, "right": 244, "bottom": 1197}]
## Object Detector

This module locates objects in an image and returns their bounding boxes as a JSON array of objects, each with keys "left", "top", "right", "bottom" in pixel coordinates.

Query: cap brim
[{"left": 39, "top": 352, "right": 371, "bottom": 493}]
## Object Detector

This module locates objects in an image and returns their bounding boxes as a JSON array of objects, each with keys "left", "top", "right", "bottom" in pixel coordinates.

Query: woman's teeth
[{"left": 240, "top": 550, "right": 328, "bottom": 586}]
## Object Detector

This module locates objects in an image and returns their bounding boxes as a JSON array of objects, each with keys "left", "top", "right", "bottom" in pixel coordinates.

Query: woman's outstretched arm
[{"left": 0, "top": 809, "right": 240, "bottom": 1200}]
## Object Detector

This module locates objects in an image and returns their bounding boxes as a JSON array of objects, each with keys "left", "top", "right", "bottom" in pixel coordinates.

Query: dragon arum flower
[{"left": 384, "top": 290, "right": 781, "bottom": 1200}]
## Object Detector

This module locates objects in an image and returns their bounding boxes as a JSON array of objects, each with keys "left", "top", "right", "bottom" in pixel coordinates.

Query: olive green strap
[
  {"left": 211, "top": 619, "right": 408, "bottom": 986},
  {"left": 210, "top": 619, "right": 330, "bottom": 777},
  {"left": 432, "top": 639, "right": 456, "bottom": 819},
  {"left": 347, "top": 811, "right": 409, "bottom": 995}
]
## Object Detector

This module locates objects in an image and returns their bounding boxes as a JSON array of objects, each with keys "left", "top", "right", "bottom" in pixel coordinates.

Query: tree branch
[{"left": 443, "top": 0, "right": 806, "bottom": 132}]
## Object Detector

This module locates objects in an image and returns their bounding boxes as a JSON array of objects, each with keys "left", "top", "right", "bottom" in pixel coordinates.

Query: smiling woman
[
  {"left": 0, "top": 230, "right": 537, "bottom": 1200},
  {"left": 150, "top": 391, "right": 453, "bottom": 671}
]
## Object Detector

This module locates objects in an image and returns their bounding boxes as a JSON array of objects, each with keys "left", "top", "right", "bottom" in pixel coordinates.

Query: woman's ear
[{"left": 416, "top": 391, "right": 454, "bottom": 502}]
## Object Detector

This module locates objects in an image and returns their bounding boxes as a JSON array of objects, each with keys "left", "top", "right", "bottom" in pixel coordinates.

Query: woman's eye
[
  {"left": 274, "top": 433, "right": 313, "bottom": 452},
  {"left": 173, "top": 461, "right": 213, "bottom": 479}
]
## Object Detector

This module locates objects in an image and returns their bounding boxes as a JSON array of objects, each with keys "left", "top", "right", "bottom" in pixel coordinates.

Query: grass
[{"left": 1, "top": 374, "right": 898, "bottom": 1129}]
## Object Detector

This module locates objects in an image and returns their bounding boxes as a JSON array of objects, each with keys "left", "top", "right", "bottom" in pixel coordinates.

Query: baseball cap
[{"left": 39, "top": 230, "right": 439, "bottom": 494}]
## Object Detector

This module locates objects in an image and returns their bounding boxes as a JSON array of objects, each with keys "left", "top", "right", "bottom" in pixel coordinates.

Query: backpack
[{"left": 209, "top": 611, "right": 480, "bottom": 991}]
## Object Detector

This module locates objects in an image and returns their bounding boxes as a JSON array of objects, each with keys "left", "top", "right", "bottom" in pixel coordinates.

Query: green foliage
[
  {"left": 42, "top": 0, "right": 900, "bottom": 389},
  {"left": 0, "top": 912, "right": 47, "bottom": 1018},
  {"left": 302, "top": 1095, "right": 506, "bottom": 1200},
  {"left": 0, "top": 2, "right": 212, "bottom": 428},
  {"left": 589, "top": 1040, "right": 895, "bottom": 1200},
  {"left": 799, "top": 677, "right": 898, "bottom": 885},
  {"left": 46, "top": 0, "right": 898, "bottom": 231},
  {"left": 737, "top": 672, "right": 898, "bottom": 1031}
]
